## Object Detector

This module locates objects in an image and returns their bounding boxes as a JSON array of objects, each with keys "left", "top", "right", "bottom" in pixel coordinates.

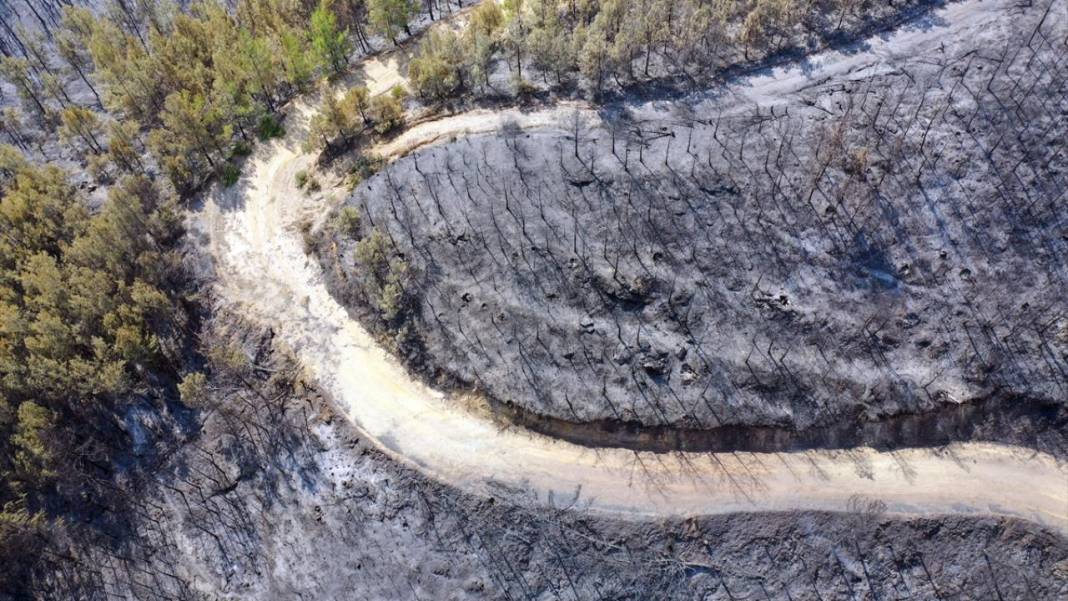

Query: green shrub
[
  {"left": 369, "top": 92, "right": 405, "bottom": 134},
  {"left": 231, "top": 141, "right": 252, "bottom": 157},
  {"left": 295, "top": 170, "right": 308, "bottom": 188},
  {"left": 178, "top": 372, "right": 209, "bottom": 407},
  {"left": 378, "top": 273, "right": 408, "bottom": 322},
  {"left": 355, "top": 227, "right": 412, "bottom": 323},
  {"left": 221, "top": 163, "right": 241, "bottom": 187},
  {"left": 336, "top": 206, "right": 362, "bottom": 238},
  {"left": 349, "top": 154, "right": 384, "bottom": 188},
  {"left": 257, "top": 114, "right": 285, "bottom": 140},
  {"left": 306, "top": 177, "right": 321, "bottom": 192},
  {"left": 356, "top": 227, "right": 391, "bottom": 275},
  {"left": 408, "top": 30, "right": 463, "bottom": 102}
]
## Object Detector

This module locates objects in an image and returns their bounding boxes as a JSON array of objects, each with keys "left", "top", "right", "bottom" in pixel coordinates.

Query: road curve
[{"left": 193, "top": 0, "right": 1068, "bottom": 534}]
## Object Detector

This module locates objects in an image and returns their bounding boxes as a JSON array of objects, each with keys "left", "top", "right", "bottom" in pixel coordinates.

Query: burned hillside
[{"left": 317, "top": 1, "right": 1068, "bottom": 452}]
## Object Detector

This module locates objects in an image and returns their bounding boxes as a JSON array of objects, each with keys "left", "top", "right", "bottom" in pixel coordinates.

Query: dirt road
[{"left": 192, "top": 0, "right": 1068, "bottom": 534}]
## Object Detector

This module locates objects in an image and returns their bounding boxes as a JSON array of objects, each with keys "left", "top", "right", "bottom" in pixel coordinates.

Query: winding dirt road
[{"left": 193, "top": 0, "right": 1068, "bottom": 534}]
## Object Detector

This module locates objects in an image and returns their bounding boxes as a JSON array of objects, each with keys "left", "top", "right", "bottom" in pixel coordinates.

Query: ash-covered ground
[
  {"left": 36, "top": 322, "right": 1068, "bottom": 600},
  {"left": 316, "top": 0, "right": 1068, "bottom": 449},
  {"left": 10, "top": 2, "right": 1066, "bottom": 600}
]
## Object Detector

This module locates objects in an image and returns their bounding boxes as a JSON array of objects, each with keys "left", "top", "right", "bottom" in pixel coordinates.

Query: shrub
[
  {"left": 844, "top": 146, "right": 870, "bottom": 178},
  {"left": 355, "top": 227, "right": 412, "bottom": 323},
  {"left": 13, "top": 402, "right": 57, "bottom": 479},
  {"left": 178, "top": 372, "right": 209, "bottom": 407},
  {"left": 306, "top": 177, "right": 321, "bottom": 192},
  {"left": 356, "top": 227, "right": 391, "bottom": 275},
  {"left": 300, "top": 218, "right": 317, "bottom": 255},
  {"left": 231, "top": 141, "right": 252, "bottom": 157},
  {"left": 349, "top": 154, "right": 384, "bottom": 188},
  {"left": 221, "top": 163, "right": 241, "bottom": 187},
  {"left": 336, "top": 206, "right": 362, "bottom": 238},
  {"left": 378, "top": 266, "right": 409, "bottom": 322},
  {"left": 515, "top": 78, "right": 539, "bottom": 98},
  {"left": 408, "top": 30, "right": 464, "bottom": 102},
  {"left": 341, "top": 86, "right": 371, "bottom": 128},
  {"left": 369, "top": 91, "right": 405, "bottom": 135},
  {"left": 86, "top": 153, "right": 111, "bottom": 183},
  {"left": 207, "top": 342, "right": 250, "bottom": 374},
  {"left": 295, "top": 170, "right": 309, "bottom": 188},
  {"left": 257, "top": 114, "right": 285, "bottom": 140}
]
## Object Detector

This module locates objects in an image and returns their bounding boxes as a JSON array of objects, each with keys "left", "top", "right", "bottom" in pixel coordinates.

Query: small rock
[
  {"left": 579, "top": 318, "right": 595, "bottom": 334},
  {"left": 641, "top": 352, "right": 669, "bottom": 376},
  {"left": 464, "top": 578, "right": 485, "bottom": 593},
  {"left": 680, "top": 363, "right": 697, "bottom": 384}
]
